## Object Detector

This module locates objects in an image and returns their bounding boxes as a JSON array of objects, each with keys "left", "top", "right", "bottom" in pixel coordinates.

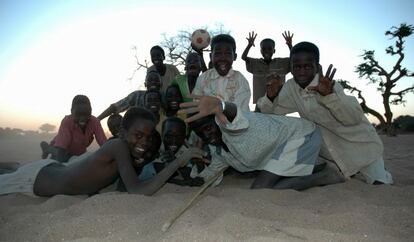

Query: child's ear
[{"left": 233, "top": 53, "right": 237, "bottom": 61}]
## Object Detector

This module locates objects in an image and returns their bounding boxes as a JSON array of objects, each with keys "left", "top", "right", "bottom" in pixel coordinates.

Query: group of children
[{"left": 0, "top": 30, "right": 392, "bottom": 197}]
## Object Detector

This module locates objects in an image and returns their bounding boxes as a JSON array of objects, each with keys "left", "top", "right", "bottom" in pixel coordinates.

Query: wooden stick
[{"left": 161, "top": 167, "right": 226, "bottom": 232}]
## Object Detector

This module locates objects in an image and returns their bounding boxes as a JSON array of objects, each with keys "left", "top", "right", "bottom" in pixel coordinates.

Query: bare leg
[
  {"left": 251, "top": 170, "right": 283, "bottom": 189},
  {"left": 273, "top": 163, "right": 345, "bottom": 191}
]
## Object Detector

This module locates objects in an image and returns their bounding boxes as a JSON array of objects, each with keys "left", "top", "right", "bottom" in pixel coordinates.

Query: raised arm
[
  {"left": 241, "top": 31, "right": 257, "bottom": 61},
  {"left": 282, "top": 31, "right": 294, "bottom": 51},
  {"left": 97, "top": 105, "right": 117, "bottom": 121},
  {"left": 191, "top": 44, "right": 208, "bottom": 73},
  {"left": 257, "top": 74, "right": 297, "bottom": 114}
]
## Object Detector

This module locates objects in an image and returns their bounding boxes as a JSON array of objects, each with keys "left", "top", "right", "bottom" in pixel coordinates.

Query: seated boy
[
  {"left": 180, "top": 95, "right": 344, "bottom": 190},
  {"left": 257, "top": 42, "right": 393, "bottom": 184},
  {"left": 1, "top": 107, "right": 205, "bottom": 197},
  {"left": 241, "top": 31, "right": 293, "bottom": 104},
  {"left": 40, "top": 95, "right": 107, "bottom": 162},
  {"left": 97, "top": 70, "right": 162, "bottom": 120},
  {"left": 107, "top": 113, "right": 123, "bottom": 140},
  {"left": 148, "top": 45, "right": 180, "bottom": 92},
  {"left": 192, "top": 34, "right": 251, "bottom": 111},
  {"left": 153, "top": 117, "right": 204, "bottom": 187}
]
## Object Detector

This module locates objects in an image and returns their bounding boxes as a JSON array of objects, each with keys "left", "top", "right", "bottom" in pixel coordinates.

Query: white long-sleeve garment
[{"left": 257, "top": 75, "right": 383, "bottom": 177}]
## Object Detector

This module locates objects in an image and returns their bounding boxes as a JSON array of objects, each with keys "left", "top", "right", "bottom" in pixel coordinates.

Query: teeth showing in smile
[
  {"left": 219, "top": 64, "right": 226, "bottom": 71},
  {"left": 135, "top": 147, "right": 144, "bottom": 153}
]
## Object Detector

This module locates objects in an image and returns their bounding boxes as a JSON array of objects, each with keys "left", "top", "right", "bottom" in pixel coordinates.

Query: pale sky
[{"left": 0, "top": 0, "right": 413, "bottom": 131}]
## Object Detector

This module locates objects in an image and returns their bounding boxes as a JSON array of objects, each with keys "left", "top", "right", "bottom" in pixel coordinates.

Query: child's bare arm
[
  {"left": 191, "top": 43, "right": 208, "bottom": 72},
  {"left": 241, "top": 31, "right": 257, "bottom": 61},
  {"left": 115, "top": 141, "right": 204, "bottom": 195},
  {"left": 97, "top": 105, "right": 116, "bottom": 120}
]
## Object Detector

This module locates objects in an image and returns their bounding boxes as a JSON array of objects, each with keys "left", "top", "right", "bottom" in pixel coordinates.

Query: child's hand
[
  {"left": 180, "top": 95, "right": 229, "bottom": 124},
  {"left": 282, "top": 31, "right": 294, "bottom": 48},
  {"left": 176, "top": 147, "right": 206, "bottom": 167},
  {"left": 160, "top": 150, "right": 175, "bottom": 162},
  {"left": 266, "top": 74, "right": 285, "bottom": 101},
  {"left": 246, "top": 31, "right": 257, "bottom": 47},
  {"left": 308, "top": 64, "right": 337, "bottom": 96},
  {"left": 191, "top": 42, "right": 203, "bottom": 54}
]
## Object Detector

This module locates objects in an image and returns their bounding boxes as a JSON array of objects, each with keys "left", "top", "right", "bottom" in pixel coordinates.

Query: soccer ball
[{"left": 191, "top": 29, "right": 211, "bottom": 50}]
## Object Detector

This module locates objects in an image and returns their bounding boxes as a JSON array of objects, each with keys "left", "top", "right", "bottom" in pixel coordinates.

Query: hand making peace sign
[{"left": 308, "top": 64, "right": 337, "bottom": 96}]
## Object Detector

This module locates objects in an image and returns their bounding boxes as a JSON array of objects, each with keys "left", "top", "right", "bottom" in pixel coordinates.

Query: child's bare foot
[
  {"left": 40, "top": 141, "right": 50, "bottom": 159},
  {"left": 273, "top": 163, "right": 345, "bottom": 191}
]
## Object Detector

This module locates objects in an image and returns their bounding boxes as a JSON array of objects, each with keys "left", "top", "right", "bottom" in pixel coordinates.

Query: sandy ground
[{"left": 0, "top": 134, "right": 413, "bottom": 241}]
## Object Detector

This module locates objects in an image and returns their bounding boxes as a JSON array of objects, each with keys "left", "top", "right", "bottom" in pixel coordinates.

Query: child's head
[
  {"left": 150, "top": 45, "right": 165, "bottom": 68},
  {"left": 164, "top": 84, "right": 183, "bottom": 113},
  {"left": 145, "top": 70, "right": 162, "bottom": 91},
  {"left": 185, "top": 52, "right": 202, "bottom": 77},
  {"left": 107, "top": 113, "right": 123, "bottom": 137},
  {"left": 210, "top": 34, "right": 237, "bottom": 76},
  {"left": 260, "top": 38, "right": 275, "bottom": 61},
  {"left": 162, "top": 117, "right": 187, "bottom": 153},
  {"left": 188, "top": 114, "right": 222, "bottom": 146},
  {"left": 121, "top": 107, "right": 156, "bottom": 162},
  {"left": 290, "top": 41, "right": 320, "bottom": 88},
  {"left": 143, "top": 130, "right": 162, "bottom": 162},
  {"left": 144, "top": 90, "right": 162, "bottom": 114},
  {"left": 71, "top": 95, "right": 92, "bottom": 129}
]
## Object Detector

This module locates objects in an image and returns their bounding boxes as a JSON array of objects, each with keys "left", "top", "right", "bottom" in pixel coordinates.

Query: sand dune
[{"left": 0, "top": 135, "right": 413, "bottom": 241}]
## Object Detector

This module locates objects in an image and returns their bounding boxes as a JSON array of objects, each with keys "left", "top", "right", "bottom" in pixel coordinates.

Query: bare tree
[
  {"left": 126, "top": 45, "right": 150, "bottom": 82},
  {"left": 339, "top": 23, "right": 414, "bottom": 136},
  {"left": 39, "top": 123, "right": 56, "bottom": 134},
  {"left": 161, "top": 23, "right": 230, "bottom": 69},
  {"left": 127, "top": 23, "right": 230, "bottom": 83}
]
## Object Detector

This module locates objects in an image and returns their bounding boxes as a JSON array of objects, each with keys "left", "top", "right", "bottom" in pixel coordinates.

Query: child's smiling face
[{"left": 211, "top": 42, "right": 236, "bottom": 76}]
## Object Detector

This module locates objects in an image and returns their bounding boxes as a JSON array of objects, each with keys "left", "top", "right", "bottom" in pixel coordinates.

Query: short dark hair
[
  {"left": 107, "top": 113, "right": 122, "bottom": 126},
  {"left": 211, "top": 34, "right": 236, "bottom": 53},
  {"left": 162, "top": 117, "right": 186, "bottom": 135},
  {"left": 165, "top": 84, "right": 183, "bottom": 101},
  {"left": 122, "top": 107, "right": 156, "bottom": 130},
  {"left": 146, "top": 69, "right": 161, "bottom": 77},
  {"left": 186, "top": 52, "right": 201, "bottom": 63},
  {"left": 290, "top": 41, "right": 320, "bottom": 63},
  {"left": 71, "top": 95, "right": 91, "bottom": 110},
  {"left": 260, "top": 38, "right": 275, "bottom": 48},
  {"left": 144, "top": 90, "right": 162, "bottom": 102},
  {"left": 150, "top": 45, "right": 165, "bottom": 57}
]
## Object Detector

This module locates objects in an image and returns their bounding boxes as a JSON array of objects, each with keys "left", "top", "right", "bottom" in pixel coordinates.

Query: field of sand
[{"left": 0, "top": 134, "right": 413, "bottom": 241}]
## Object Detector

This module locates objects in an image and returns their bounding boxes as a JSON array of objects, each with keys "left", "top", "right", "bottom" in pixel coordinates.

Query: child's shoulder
[{"left": 60, "top": 115, "right": 74, "bottom": 124}]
